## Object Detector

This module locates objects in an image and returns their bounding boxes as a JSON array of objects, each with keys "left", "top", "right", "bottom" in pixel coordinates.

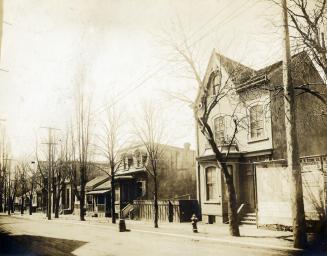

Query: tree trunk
[
  {"left": 282, "top": 0, "right": 307, "bottom": 248},
  {"left": 55, "top": 192, "right": 60, "bottom": 218},
  {"left": 225, "top": 173, "right": 240, "bottom": 236},
  {"left": 29, "top": 194, "right": 32, "bottom": 215},
  {"left": 0, "top": 192, "right": 3, "bottom": 212},
  {"left": 80, "top": 165, "right": 86, "bottom": 221},
  {"left": 52, "top": 179, "right": 56, "bottom": 214},
  {"left": 7, "top": 195, "right": 10, "bottom": 215},
  {"left": 111, "top": 174, "right": 116, "bottom": 224},
  {"left": 10, "top": 197, "right": 14, "bottom": 213},
  {"left": 207, "top": 134, "right": 240, "bottom": 236},
  {"left": 20, "top": 195, "right": 24, "bottom": 214},
  {"left": 153, "top": 174, "right": 159, "bottom": 228}
]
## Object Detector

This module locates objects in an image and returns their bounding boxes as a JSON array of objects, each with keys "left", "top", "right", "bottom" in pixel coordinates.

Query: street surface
[{"left": 0, "top": 214, "right": 324, "bottom": 256}]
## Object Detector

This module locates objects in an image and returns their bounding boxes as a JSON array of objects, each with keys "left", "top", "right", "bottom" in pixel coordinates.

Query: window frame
[
  {"left": 213, "top": 115, "right": 225, "bottom": 145},
  {"left": 205, "top": 166, "right": 219, "bottom": 201},
  {"left": 248, "top": 104, "right": 266, "bottom": 142}
]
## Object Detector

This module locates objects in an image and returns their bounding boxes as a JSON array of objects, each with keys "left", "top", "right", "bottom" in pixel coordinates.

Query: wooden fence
[{"left": 133, "top": 200, "right": 199, "bottom": 222}]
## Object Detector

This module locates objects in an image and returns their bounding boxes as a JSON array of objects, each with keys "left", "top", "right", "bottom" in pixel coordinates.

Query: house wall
[
  {"left": 119, "top": 144, "right": 196, "bottom": 201},
  {"left": 198, "top": 160, "right": 240, "bottom": 223},
  {"left": 270, "top": 54, "right": 327, "bottom": 159},
  {"left": 197, "top": 56, "right": 273, "bottom": 159}
]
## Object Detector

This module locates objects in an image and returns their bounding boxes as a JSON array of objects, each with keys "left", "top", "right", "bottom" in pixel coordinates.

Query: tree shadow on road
[{"left": 0, "top": 230, "right": 87, "bottom": 256}]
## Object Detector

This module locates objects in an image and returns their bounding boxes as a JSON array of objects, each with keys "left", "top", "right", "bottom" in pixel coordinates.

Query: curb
[{"left": 2, "top": 214, "right": 301, "bottom": 252}]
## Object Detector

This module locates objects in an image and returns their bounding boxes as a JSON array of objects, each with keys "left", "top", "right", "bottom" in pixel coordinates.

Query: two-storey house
[
  {"left": 195, "top": 49, "right": 327, "bottom": 226},
  {"left": 85, "top": 143, "right": 197, "bottom": 219}
]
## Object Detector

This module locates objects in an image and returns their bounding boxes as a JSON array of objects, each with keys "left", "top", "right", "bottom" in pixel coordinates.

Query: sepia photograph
[{"left": 0, "top": 0, "right": 326, "bottom": 255}]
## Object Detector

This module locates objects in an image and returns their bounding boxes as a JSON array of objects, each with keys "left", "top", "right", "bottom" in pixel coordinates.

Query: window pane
[
  {"left": 206, "top": 167, "right": 218, "bottom": 200},
  {"left": 214, "top": 117, "right": 224, "bottom": 143},
  {"left": 250, "top": 105, "right": 264, "bottom": 138}
]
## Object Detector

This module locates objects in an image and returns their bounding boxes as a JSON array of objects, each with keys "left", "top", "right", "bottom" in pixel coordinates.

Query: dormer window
[
  {"left": 121, "top": 154, "right": 127, "bottom": 169},
  {"left": 214, "top": 116, "right": 225, "bottom": 144},
  {"left": 127, "top": 156, "right": 133, "bottom": 168},
  {"left": 134, "top": 150, "right": 141, "bottom": 167},
  {"left": 249, "top": 105, "right": 264, "bottom": 139},
  {"left": 141, "top": 154, "right": 147, "bottom": 166}
]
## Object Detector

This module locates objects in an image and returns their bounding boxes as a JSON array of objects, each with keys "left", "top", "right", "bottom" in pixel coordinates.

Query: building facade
[
  {"left": 195, "top": 50, "right": 327, "bottom": 226},
  {"left": 85, "top": 143, "right": 197, "bottom": 219}
]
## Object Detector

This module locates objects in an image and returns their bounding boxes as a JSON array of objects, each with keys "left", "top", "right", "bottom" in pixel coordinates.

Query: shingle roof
[
  {"left": 215, "top": 52, "right": 256, "bottom": 84},
  {"left": 216, "top": 51, "right": 311, "bottom": 88}
]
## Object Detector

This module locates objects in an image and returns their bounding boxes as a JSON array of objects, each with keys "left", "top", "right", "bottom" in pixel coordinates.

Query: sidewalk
[{"left": 2, "top": 212, "right": 301, "bottom": 252}]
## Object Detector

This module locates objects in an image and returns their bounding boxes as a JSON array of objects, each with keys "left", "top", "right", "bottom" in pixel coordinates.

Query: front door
[{"left": 242, "top": 168, "right": 255, "bottom": 212}]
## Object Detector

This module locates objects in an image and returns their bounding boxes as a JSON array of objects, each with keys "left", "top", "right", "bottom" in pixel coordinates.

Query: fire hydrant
[{"left": 191, "top": 214, "right": 198, "bottom": 233}]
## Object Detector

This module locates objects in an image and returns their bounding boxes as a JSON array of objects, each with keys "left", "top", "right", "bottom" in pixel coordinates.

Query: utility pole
[
  {"left": 281, "top": 0, "right": 307, "bottom": 249},
  {"left": 41, "top": 127, "right": 59, "bottom": 220},
  {"left": 0, "top": 118, "right": 5, "bottom": 213}
]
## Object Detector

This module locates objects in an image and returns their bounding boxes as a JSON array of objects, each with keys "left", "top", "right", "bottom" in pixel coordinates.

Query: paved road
[{"left": 0, "top": 215, "right": 321, "bottom": 256}]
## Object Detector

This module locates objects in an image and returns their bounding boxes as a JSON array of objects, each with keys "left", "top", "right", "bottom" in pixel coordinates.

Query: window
[
  {"left": 115, "top": 187, "right": 120, "bottom": 202},
  {"left": 127, "top": 157, "right": 133, "bottom": 168},
  {"left": 214, "top": 116, "right": 225, "bottom": 144},
  {"left": 206, "top": 167, "right": 218, "bottom": 200},
  {"left": 249, "top": 105, "right": 264, "bottom": 139},
  {"left": 141, "top": 154, "right": 147, "bottom": 166},
  {"left": 134, "top": 150, "right": 141, "bottom": 167},
  {"left": 136, "top": 180, "right": 146, "bottom": 198},
  {"left": 121, "top": 155, "right": 127, "bottom": 170}
]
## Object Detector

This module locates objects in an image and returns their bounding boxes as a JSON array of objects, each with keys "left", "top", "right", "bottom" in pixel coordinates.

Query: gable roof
[
  {"left": 195, "top": 50, "right": 321, "bottom": 106},
  {"left": 215, "top": 52, "right": 256, "bottom": 85}
]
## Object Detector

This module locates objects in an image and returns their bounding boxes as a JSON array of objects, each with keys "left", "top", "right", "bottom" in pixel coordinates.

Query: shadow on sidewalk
[
  {"left": 243, "top": 234, "right": 293, "bottom": 241},
  {"left": 0, "top": 230, "right": 87, "bottom": 256}
]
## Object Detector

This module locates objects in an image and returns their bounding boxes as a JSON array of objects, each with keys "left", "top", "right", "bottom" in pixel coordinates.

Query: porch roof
[
  {"left": 116, "top": 168, "right": 146, "bottom": 176},
  {"left": 115, "top": 175, "right": 134, "bottom": 180},
  {"left": 94, "top": 180, "right": 111, "bottom": 190},
  {"left": 86, "top": 189, "right": 111, "bottom": 195}
]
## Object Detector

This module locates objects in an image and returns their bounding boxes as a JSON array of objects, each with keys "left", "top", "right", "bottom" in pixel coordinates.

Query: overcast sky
[{"left": 0, "top": 0, "right": 282, "bottom": 159}]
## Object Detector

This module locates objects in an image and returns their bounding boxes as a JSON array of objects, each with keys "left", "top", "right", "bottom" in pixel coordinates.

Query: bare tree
[
  {"left": 52, "top": 134, "right": 71, "bottom": 218},
  {"left": 26, "top": 162, "right": 38, "bottom": 215},
  {"left": 35, "top": 143, "right": 49, "bottom": 215},
  {"left": 74, "top": 75, "right": 93, "bottom": 221},
  {"left": 96, "top": 104, "right": 125, "bottom": 224},
  {"left": 158, "top": 22, "right": 244, "bottom": 236},
  {"left": 286, "top": 0, "right": 327, "bottom": 80},
  {"left": 134, "top": 103, "right": 167, "bottom": 228},
  {"left": 16, "top": 161, "right": 29, "bottom": 215}
]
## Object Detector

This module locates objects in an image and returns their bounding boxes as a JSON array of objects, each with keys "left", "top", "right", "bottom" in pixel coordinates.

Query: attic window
[{"left": 212, "top": 71, "right": 221, "bottom": 95}]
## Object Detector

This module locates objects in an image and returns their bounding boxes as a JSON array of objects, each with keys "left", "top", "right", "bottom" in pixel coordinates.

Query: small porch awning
[{"left": 86, "top": 189, "right": 111, "bottom": 195}]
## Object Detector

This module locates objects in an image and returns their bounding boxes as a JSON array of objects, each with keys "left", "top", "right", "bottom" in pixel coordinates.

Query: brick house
[{"left": 195, "top": 49, "right": 327, "bottom": 226}]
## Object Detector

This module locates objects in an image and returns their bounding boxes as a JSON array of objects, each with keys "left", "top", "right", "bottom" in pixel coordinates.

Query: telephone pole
[
  {"left": 281, "top": 0, "right": 307, "bottom": 249},
  {"left": 41, "top": 127, "right": 59, "bottom": 220}
]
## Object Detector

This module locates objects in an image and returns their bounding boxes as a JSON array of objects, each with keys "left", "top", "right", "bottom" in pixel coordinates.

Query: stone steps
[{"left": 240, "top": 212, "right": 256, "bottom": 225}]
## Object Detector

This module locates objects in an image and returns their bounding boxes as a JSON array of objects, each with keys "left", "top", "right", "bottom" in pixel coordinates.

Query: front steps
[{"left": 240, "top": 212, "right": 256, "bottom": 225}]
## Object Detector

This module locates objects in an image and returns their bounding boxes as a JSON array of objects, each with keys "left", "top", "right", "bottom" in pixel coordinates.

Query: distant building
[{"left": 85, "top": 143, "right": 197, "bottom": 218}]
